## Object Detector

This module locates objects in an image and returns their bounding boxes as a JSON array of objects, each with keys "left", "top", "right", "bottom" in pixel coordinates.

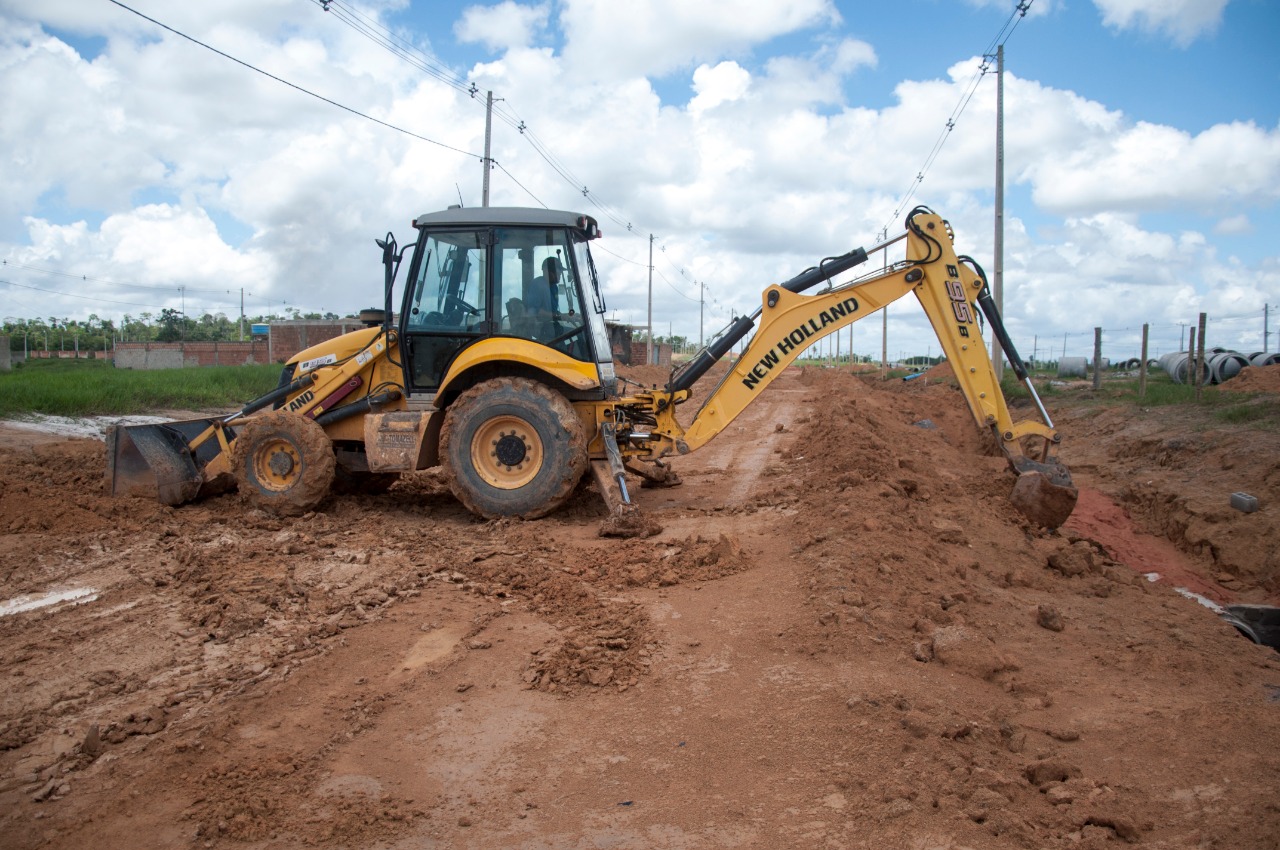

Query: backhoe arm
[{"left": 635, "top": 207, "right": 1076, "bottom": 527}]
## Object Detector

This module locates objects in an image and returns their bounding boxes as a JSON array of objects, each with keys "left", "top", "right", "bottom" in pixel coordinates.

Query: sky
[{"left": 2, "top": 0, "right": 1279, "bottom": 362}]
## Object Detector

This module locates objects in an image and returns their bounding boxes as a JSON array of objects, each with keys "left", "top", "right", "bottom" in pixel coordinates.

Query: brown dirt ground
[{"left": 1, "top": 363, "right": 1278, "bottom": 849}]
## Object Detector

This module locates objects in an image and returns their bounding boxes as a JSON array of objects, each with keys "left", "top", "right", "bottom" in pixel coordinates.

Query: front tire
[
  {"left": 230, "top": 410, "right": 335, "bottom": 516},
  {"left": 440, "top": 377, "right": 587, "bottom": 519}
]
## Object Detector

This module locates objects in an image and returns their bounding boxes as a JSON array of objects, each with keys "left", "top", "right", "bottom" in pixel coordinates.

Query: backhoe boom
[{"left": 625, "top": 207, "right": 1076, "bottom": 527}]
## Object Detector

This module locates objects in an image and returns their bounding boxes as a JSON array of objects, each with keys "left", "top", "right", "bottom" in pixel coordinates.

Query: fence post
[
  {"left": 1188, "top": 327, "right": 1197, "bottom": 391},
  {"left": 1092, "top": 327, "right": 1102, "bottom": 391},
  {"left": 1138, "top": 324, "right": 1149, "bottom": 399},
  {"left": 1195, "top": 312, "right": 1207, "bottom": 401}
]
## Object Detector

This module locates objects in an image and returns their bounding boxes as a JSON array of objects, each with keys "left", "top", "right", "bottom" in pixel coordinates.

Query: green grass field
[{"left": 0, "top": 359, "right": 282, "bottom": 418}]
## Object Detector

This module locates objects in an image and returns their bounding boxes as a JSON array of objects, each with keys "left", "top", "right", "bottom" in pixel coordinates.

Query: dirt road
[{"left": 1, "top": 366, "right": 1278, "bottom": 849}]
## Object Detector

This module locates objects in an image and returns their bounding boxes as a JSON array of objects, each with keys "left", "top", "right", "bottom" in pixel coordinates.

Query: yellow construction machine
[{"left": 106, "top": 205, "right": 1077, "bottom": 529}]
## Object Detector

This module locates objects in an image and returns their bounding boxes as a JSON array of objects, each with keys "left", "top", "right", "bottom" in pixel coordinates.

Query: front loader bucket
[
  {"left": 1007, "top": 457, "right": 1078, "bottom": 529},
  {"left": 105, "top": 418, "right": 225, "bottom": 506}
]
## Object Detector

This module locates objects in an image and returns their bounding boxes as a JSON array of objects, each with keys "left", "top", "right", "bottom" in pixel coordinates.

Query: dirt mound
[
  {"left": 1055, "top": 397, "right": 1280, "bottom": 596},
  {"left": 1219, "top": 363, "right": 1280, "bottom": 393},
  {"left": 922, "top": 359, "right": 955, "bottom": 380},
  {"left": 1, "top": 367, "right": 1278, "bottom": 849}
]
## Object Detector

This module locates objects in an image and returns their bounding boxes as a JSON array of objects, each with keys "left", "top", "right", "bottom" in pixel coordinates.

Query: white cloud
[
  {"left": 1093, "top": 0, "right": 1230, "bottom": 46},
  {"left": 0, "top": 2, "right": 1276, "bottom": 361},
  {"left": 828, "top": 38, "right": 876, "bottom": 75},
  {"left": 558, "top": 0, "right": 841, "bottom": 80},
  {"left": 456, "top": 2, "right": 550, "bottom": 52},
  {"left": 689, "top": 62, "right": 751, "bottom": 115},
  {"left": 17, "top": 206, "right": 275, "bottom": 318},
  {"left": 1026, "top": 119, "right": 1280, "bottom": 214},
  {"left": 1214, "top": 214, "right": 1252, "bottom": 235}
]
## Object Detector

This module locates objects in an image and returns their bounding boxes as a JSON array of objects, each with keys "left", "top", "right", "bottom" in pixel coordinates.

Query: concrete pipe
[
  {"left": 1124, "top": 357, "right": 1141, "bottom": 370},
  {"left": 1159, "top": 351, "right": 1209, "bottom": 385},
  {"left": 1208, "top": 350, "right": 1250, "bottom": 384},
  {"left": 1058, "top": 356, "right": 1088, "bottom": 378},
  {"left": 1249, "top": 352, "right": 1280, "bottom": 367}
]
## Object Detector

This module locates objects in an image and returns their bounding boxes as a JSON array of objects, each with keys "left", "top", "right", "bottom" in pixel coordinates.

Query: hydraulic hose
[
  {"left": 668, "top": 246, "right": 870, "bottom": 394},
  {"left": 232, "top": 372, "right": 316, "bottom": 420},
  {"left": 975, "top": 287, "right": 1029, "bottom": 382}
]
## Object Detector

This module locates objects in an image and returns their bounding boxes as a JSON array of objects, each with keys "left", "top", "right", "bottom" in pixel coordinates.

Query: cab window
[
  {"left": 493, "top": 227, "right": 589, "bottom": 361},
  {"left": 406, "top": 231, "right": 488, "bottom": 331}
]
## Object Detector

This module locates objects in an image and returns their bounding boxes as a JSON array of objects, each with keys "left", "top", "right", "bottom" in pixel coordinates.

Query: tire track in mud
[{"left": 667, "top": 370, "right": 809, "bottom": 510}]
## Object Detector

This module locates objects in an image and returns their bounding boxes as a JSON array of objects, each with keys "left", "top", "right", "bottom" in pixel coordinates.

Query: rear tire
[
  {"left": 230, "top": 410, "right": 335, "bottom": 516},
  {"left": 440, "top": 377, "right": 587, "bottom": 519}
]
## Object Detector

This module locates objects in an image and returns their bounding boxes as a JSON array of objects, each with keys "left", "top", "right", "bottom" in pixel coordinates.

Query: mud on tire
[
  {"left": 440, "top": 377, "right": 587, "bottom": 519},
  {"left": 230, "top": 410, "right": 335, "bottom": 516}
]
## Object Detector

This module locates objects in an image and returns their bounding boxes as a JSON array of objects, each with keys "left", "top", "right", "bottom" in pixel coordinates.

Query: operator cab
[{"left": 400, "top": 207, "right": 614, "bottom": 399}]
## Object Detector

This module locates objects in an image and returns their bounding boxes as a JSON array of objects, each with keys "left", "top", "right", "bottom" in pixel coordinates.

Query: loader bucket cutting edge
[{"left": 106, "top": 420, "right": 217, "bottom": 506}]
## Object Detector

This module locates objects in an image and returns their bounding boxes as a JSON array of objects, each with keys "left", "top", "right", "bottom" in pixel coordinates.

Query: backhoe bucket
[
  {"left": 1007, "top": 458, "right": 1078, "bottom": 529},
  {"left": 105, "top": 418, "right": 225, "bottom": 506}
]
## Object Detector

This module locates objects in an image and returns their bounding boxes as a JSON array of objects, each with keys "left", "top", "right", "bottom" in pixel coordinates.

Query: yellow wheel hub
[
  {"left": 252, "top": 438, "right": 304, "bottom": 492},
  {"left": 471, "top": 415, "right": 543, "bottom": 490}
]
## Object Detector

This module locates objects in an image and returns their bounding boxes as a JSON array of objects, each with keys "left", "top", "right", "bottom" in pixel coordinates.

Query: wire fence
[{"left": 1030, "top": 310, "right": 1275, "bottom": 366}]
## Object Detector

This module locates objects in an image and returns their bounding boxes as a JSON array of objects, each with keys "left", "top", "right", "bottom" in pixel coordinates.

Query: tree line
[{"left": 3, "top": 309, "right": 351, "bottom": 352}]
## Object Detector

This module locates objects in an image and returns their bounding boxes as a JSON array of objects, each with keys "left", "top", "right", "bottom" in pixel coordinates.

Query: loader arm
[
  {"left": 624, "top": 208, "right": 1075, "bottom": 527},
  {"left": 106, "top": 329, "right": 403, "bottom": 504}
]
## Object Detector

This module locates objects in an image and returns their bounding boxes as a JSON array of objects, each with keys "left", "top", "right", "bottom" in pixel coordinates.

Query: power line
[
  {"left": 303, "top": 0, "right": 709, "bottom": 305},
  {"left": 106, "top": 0, "right": 483, "bottom": 161},
  {"left": 0, "top": 278, "right": 171, "bottom": 311},
  {"left": 876, "top": 0, "right": 1036, "bottom": 241},
  {"left": 1, "top": 259, "right": 233, "bottom": 294},
  {"left": 313, "top": 0, "right": 473, "bottom": 97},
  {"left": 491, "top": 161, "right": 547, "bottom": 208}
]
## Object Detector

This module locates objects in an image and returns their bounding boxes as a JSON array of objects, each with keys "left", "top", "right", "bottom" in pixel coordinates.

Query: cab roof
[{"left": 413, "top": 206, "right": 599, "bottom": 236}]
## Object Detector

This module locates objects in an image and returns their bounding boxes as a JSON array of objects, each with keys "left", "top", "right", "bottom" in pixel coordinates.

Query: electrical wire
[
  {"left": 313, "top": 0, "right": 473, "bottom": 97},
  {"left": 0, "top": 259, "right": 245, "bottom": 295},
  {"left": 106, "top": 0, "right": 483, "bottom": 161},
  {"left": 875, "top": 0, "right": 1036, "bottom": 242},
  {"left": 0, "top": 278, "right": 171, "bottom": 310},
  {"left": 303, "top": 0, "right": 708, "bottom": 304},
  {"left": 492, "top": 161, "right": 548, "bottom": 208}
]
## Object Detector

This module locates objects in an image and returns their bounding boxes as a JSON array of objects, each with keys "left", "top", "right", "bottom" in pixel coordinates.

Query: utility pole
[
  {"left": 991, "top": 43, "right": 1005, "bottom": 381},
  {"left": 239, "top": 287, "right": 245, "bottom": 341},
  {"left": 880, "top": 248, "right": 888, "bottom": 367},
  {"left": 699, "top": 282, "right": 705, "bottom": 349},
  {"left": 481, "top": 90, "right": 494, "bottom": 207},
  {"left": 647, "top": 234, "right": 654, "bottom": 365},
  {"left": 1265, "top": 303, "right": 1270, "bottom": 352}
]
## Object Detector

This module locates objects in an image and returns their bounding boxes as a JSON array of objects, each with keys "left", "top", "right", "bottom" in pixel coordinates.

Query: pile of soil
[
  {"left": 1219, "top": 363, "right": 1280, "bottom": 393},
  {"left": 0, "top": 365, "right": 1277, "bottom": 849}
]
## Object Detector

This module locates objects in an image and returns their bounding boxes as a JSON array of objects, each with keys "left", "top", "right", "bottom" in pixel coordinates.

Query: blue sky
[{"left": 2, "top": 0, "right": 1278, "bottom": 359}]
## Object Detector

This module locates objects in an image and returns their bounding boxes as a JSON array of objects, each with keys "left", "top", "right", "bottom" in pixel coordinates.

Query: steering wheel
[{"left": 444, "top": 294, "right": 479, "bottom": 316}]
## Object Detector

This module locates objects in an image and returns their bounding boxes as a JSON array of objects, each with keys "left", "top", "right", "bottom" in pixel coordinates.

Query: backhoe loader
[{"left": 106, "top": 205, "right": 1077, "bottom": 530}]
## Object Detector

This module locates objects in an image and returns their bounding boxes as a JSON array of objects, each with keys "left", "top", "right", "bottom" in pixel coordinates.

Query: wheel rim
[
  {"left": 471, "top": 414, "right": 543, "bottom": 490},
  {"left": 251, "top": 437, "right": 304, "bottom": 493}
]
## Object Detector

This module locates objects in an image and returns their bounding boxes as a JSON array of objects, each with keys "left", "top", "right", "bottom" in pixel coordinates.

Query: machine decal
[
  {"left": 355, "top": 341, "right": 384, "bottom": 366},
  {"left": 742, "top": 296, "right": 859, "bottom": 390},
  {"left": 299, "top": 353, "right": 338, "bottom": 372},
  {"left": 286, "top": 389, "right": 316, "bottom": 412},
  {"left": 943, "top": 267, "right": 974, "bottom": 335}
]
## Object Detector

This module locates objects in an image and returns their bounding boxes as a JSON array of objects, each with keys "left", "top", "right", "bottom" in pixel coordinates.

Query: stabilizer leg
[{"left": 594, "top": 423, "right": 662, "bottom": 539}]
